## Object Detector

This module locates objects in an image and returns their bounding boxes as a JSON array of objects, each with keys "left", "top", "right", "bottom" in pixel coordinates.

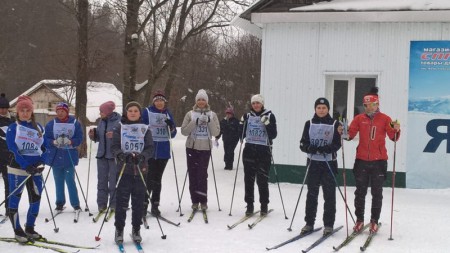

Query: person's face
[
  {"left": 364, "top": 102, "right": 379, "bottom": 114},
  {"left": 0, "top": 108, "right": 8, "bottom": 116},
  {"left": 196, "top": 99, "right": 207, "bottom": 109},
  {"left": 18, "top": 108, "right": 32, "bottom": 121},
  {"left": 226, "top": 113, "right": 233, "bottom": 119},
  {"left": 56, "top": 109, "right": 68, "bottom": 120},
  {"left": 251, "top": 102, "right": 263, "bottom": 112},
  {"left": 315, "top": 104, "right": 329, "bottom": 118},
  {"left": 100, "top": 111, "right": 107, "bottom": 119},
  {"left": 154, "top": 99, "right": 166, "bottom": 110},
  {"left": 127, "top": 106, "right": 141, "bottom": 121}
]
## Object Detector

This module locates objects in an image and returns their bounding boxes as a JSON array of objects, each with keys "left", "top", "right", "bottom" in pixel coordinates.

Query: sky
[{"left": 1, "top": 129, "right": 450, "bottom": 253}]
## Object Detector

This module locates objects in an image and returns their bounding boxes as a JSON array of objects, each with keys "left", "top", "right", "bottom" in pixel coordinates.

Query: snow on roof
[
  {"left": 291, "top": 0, "right": 450, "bottom": 11},
  {"left": 9, "top": 79, "right": 72, "bottom": 105}
]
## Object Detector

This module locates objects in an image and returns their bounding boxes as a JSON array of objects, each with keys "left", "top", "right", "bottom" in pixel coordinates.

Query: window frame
[{"left": 324, "top": 73, "right": 379, "bottom": 122}]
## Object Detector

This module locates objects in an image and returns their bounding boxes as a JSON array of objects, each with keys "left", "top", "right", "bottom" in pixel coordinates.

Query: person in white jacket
[{"left": 181, "top": 89, "right": 220, "bottom": 211}]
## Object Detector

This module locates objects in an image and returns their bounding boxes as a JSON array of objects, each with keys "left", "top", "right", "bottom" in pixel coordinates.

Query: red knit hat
[
  {"left": 363, "top": 87, "right": 379, "bottom": 104},
  {"left": 99, "top": 101, "right": 116, "bottom": 116},
  {"left": 55, "top": 102, "right": 69, "bottom": 114},
  {"left": 16, "top": 95, "right": 34, "bottom": 112},
  {"left": 152, "top": 90, "right": 167, "bottom": 103}
]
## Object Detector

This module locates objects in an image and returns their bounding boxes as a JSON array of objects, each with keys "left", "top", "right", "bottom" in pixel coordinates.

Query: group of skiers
[{"left": 0, "top": 86, "right": 400, "bottom": 245}]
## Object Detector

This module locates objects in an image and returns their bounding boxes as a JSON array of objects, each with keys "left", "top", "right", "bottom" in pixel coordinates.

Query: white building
[{"left": 233, "top": 0, "right": 450, "bottom": 188}]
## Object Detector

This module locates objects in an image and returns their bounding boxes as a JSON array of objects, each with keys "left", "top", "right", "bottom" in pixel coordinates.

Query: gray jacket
[
  {"left": 181, "top": 105, "right": 220, "bottom": 151},
  {"left": 94, "top": 112, "right": 121, "bottom": 159}
]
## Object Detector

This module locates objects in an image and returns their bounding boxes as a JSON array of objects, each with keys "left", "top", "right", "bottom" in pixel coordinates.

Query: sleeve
[
  {"left": 141, "top": 108, "right": 150, "bottom": 125},
  {"left": 216, "top": 119, "right": 224, "bottom": 139},
  {"left": 329, "top": 121, "right": 342, "bottom": 153},
  {"left": 111, "top": 122, "right": 122, "bottom": 158},
  {"left": 348, "top": 116, "right": 360, "bottom": 140},
  {"left": 207, "top": 112, "right": 221, "bottom": 137},
  {"left": 385, "top": 115, "right": 401, "bottom": 141},
  {"left": 6, "top": 124, "right": 31, "bottom": 168},
  {"left": 266, "top": 113, "right": 277, "bottom": 141},
  {"left": 180, "top": 111, "right": 196, "bottom": 136},
  {"left": 44, "top": 120, "right": 55, "bottom": 149},
  {"left": 141, "top": 127, "right": 155, "bottom": 162},
  {"left": 299, "top": 121, "right": 311, "bottom": 153},
  {"left": 71, "top": 120, "right": 84, "bottom": 148},
  {"left": 167, "top": 110, "right": 177, "bottom": 138},
  {"left": 238, "top": 113, "right": 248, "bottom": 141}
]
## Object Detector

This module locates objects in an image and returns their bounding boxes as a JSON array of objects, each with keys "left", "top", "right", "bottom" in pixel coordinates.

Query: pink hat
[
  {"left": 56, "top": 102, "right": 69, "bottom": 114},
  {"left": 16, "top": 95, "right": 34, "bottom": 112},
  {"left": 99, "top": 101, "right": 116, "bottom": 116}
]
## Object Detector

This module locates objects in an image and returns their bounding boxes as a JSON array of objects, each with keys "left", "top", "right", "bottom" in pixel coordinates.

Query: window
[{"left": 325, "top": 75, "right": 377, "bottom": 121}]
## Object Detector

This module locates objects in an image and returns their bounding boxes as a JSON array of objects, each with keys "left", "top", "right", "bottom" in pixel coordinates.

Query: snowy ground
[{"left": 1, "top": 129, "right": 449, "bottom": 253}]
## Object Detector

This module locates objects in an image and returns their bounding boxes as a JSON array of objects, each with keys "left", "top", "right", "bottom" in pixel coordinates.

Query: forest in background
[{"left": 0, "top": 0, "right": 261, "bottom": 124}]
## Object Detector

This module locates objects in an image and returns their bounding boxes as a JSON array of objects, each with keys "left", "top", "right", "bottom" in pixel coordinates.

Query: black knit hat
[
  {"left": 314, "top": 97, "right": 330, "bottom": 110},
  {"left": 0, "top": 93, "right": 10, "bottom": 108}
]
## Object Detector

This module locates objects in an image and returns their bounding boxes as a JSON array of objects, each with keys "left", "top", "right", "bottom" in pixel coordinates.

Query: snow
[
  {"left": 85, "top": 82, "right": 123, "bottom": 122},
  {"left": 291, "top": 0, "right": 450, "bottom": 11},
  {"left": 1, "top": 130, "right": 450, "bottom": 253}
]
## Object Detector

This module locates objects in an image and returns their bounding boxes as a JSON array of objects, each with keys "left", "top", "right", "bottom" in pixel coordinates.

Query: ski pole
[
  {"left": 177, "top": 170, "right": 188, "bottom": 214},
  {"left": 85, "top": 138, "right": 93, "bottom": 212},
  {"left": 137, "top": 164, "right": 167, "bottom": 239},
  {"left": 287, "top": 159, "right": 311, "bottom": 231},
  {"left": 206, "top": 122, "right": 221, "bottom": 211},
  {"left": 389, "top": 131, "right": 398, "bottom": 241},
  {"left": 0, "top": 174, "right": 32, "bottom": 207},
  {"left": 270, "top": 148, "right": 288, "bottom": 219},
  {"left": 95, "top": 163, "right": 126, "bottom": 241},
  {"left": 340, "top": 117, "right": 349, "bottom": 237},
  {"left": 40, "top": 169, "right": 60, "bottom": 232},
  {"left": 167, "top": 123, "right": 183, "bottom": 216},
  {"left": 66, "top": 148, "right": 93, "bottom": 216},
  {"left": 322, "top": 154, "right": 356, "bottom": 224},
  {"left": 228, "top": 141, "right": 243, "bottom": 216}
]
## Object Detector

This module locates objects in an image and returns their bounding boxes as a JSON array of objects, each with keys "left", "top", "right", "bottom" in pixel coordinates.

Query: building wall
[{"left": 260, "top": 21, "right": 450, "bottom": 185}]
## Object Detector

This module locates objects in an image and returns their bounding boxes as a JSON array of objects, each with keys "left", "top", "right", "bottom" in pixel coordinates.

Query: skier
[
  {"left": 299, "top": 98, "right": 341, "bottom": 236},
  {"left": 44, "top": 102, "right": 83, "bottom": 213},
  {"left": 180, "top": 89, "right": 220, "bottom": 212},
  {"left": 215, "top": 107, "right": 240, "bottom": 170},
  {"left": 88, "top": 101, "right": 121, "bottom": 214},
  {"left": 346, "top": 87, "right": 400, "bottom": 234},
  {"left": 240, "top": 94, "right": 277, "bottom": 216},
  {"left": 111, "top": 101, "right": 154, "bottom": 244},
  {"left": 141, "top": 90, "right": 177, "bottom": 216},
  {"left": 6, "top": 95, "right": 47, "bottom": 242},
  {"left": 0, "top": 93, "right": 14, "bottom": 216}
]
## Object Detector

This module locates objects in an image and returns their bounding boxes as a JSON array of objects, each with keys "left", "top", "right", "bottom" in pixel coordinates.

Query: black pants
[
  {"left": 114, "top": 174, "right": 146, "bottom": 230},
  {"left": 223, "top": 140, "right": 239, "bottom": 169},
  {"left": 242, "top": 145, "right": 271, "bottom": 205},
  {"left": 0, "top": 164, "right": 9, "bottom": 214},
  {"left": 304, "top": 159, "right": 337, "bottom": 228},
  {"left": 145, "top": 159, "right": 168, "bottom": 208},
  {"left": 353, "top": 159, "right": 387, "bottom": 223}
]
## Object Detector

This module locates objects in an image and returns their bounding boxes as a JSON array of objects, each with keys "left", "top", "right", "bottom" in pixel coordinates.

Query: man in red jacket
[{"left": 346, "top": 87, "right": 400, "bottom": 234}]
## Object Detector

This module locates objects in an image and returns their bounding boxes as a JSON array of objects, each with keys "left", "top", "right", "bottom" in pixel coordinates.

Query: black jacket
[
  {"left": 0, "top": 113, "right": 15, "bottom": 165},
  {"left": 216, "top": 116, "right": 240, "bottom": 143}
]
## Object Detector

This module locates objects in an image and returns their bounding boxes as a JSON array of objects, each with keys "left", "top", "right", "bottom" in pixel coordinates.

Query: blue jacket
[
  {"left": 44, "top": 116, "right": 84, "bottom": 167},
  {"left": 6, "top": 120, "right": 47, "bottom": 169},
  {"left": 141, "top": 106, "right": 177, "bottom": 160},
  {"left": 93, "top": 112, "right": 121, "bottom": 159}
]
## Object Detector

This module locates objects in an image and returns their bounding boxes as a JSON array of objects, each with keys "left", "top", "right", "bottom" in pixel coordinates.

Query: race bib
[
  {"left": 15, "top": 125, "right": 44, "bottom": 156},
  {"left": 245, "top": 115, "right": 268, "bottom": 146},
  {"left": 147, "top": 111, "right": 169, "bottom": 142},
  {"left": 120, "top": 123, "right": 148, "bottom": 154}
]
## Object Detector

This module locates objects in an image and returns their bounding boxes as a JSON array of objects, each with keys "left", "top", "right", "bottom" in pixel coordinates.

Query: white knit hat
[
  {"left": 251, "top": 94, "right": 264, "bottom": 105},
  {"left": 195, "top": 89, "right": 209, "bottom": 103}
]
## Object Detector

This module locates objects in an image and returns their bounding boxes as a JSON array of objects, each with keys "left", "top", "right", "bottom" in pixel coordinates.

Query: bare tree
[{"left": 75, "top": 0, "right": 89, "bottom": 157}]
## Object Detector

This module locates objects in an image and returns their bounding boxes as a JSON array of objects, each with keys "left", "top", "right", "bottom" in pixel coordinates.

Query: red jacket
[{"left": 348, "top": 111, "right": 400, "bottom": 161}]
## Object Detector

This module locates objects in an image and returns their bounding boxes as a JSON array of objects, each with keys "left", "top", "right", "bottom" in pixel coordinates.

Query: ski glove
[
  {"left": 198, "top": 114, "right": 210, "bottom": 124},
  {"left": 25, "top": 165, "right": 39, "bottom": 175},
  {"left": 117, "top": 153, "right": 127, "bottom": 163},
  {"left": 88, "top": 128, "right": 97, "bottom": 141},
  {"left": 307, "top": 145, "right": 319, "bottom": 154},
  {"left": 165, "top": 119, "right": 175, "bottom": 130},
  {"left": 132, "top": 153, "right": 145, "bottom": 165},
  {"left": 260, "top": 115, "right": 270, "bottom": 125},
  {"left": 54, "top": 135, "right": 71, "bottom": 147},
  {"left": 317, "top": 145, "right": 333, "bottom": 154}
]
